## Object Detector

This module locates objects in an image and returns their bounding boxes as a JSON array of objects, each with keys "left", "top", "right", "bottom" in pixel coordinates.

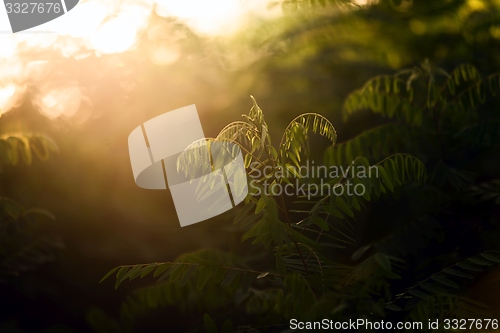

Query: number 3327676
[{"left": 5, "top": 2, "right": 61, "bottom": 14}]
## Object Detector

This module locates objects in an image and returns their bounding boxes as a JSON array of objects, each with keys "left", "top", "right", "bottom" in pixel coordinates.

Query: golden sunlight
[
  {"left": 0, "top": 84, "right": 19, "bottom": 114},
  {"left": 3, "top": 0, "right": 279, "bottom": 57},
  {"left": 0, "top": 0, "right": 280, "bottom": 118},
  {"left": 90, "top": 16, "right": 139, "bottom": 54}
]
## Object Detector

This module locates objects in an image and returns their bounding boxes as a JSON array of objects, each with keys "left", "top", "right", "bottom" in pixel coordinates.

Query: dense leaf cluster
[{"left": 99, "top": 59, "right": 500, "bottom": 332}]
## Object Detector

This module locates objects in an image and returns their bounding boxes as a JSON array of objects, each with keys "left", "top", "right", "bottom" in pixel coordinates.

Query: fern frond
[
  {"left": 352, "top": 216, "right": 442, "bottom": 260},
  {"left": 324, "top": 123, "right": 424, "bottom": 166},
  {"left": 341, "top": 253, "right": 400, "bottom": 294},
  {"left": 308, "top": 155, "right": 426, "bottom": 222},
  {"left": 471, "top": 179, "right": 500, "bottom": 205},
  {"left": 0, "top": 133, "right": 57, "bottom": 166},
  {"left": 445, "top": 64, "right": 482, "bottom": 96},
  {"left": 406, "top": 294, "right": 491, "bottom": 330},
  {"left": 343, "top": 75, "right": 422, "bottom": 125},
  {"left": 241, "top": 197, "right": 288, "bottom": 247},
  {"left": 246, "top": 272, "right": 317, "bottom": 320},
  {"left": 118, "top": 274, "right": 240, "bottom": 321},
  {"left": 101, "top": 249, "right": 278, "bottom": 290},
  {"left": 247, "top": 96, "right": 269, "bottom": 138},
  {"left": 437, "top": 65, "right": 500, "bottom": 128},
  {"left": 453, "top": 120, "right": 500, "bottom": 148},
  {"left": 216, "top": 121, "right": 259, "bottom": 148},
  {"left": 280, "top": 113, "right": 337, "bottom": 168},
  {"left": 0, "top": 198, "right": 62, "bottom": 278},
  {"left": 388, "top": 251, "right": 500, "bottom": 320}
]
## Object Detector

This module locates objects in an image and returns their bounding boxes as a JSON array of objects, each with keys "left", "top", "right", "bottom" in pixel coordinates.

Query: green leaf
[
  {"left": 276, "top": 251, "right": 287, "bottom": 275},
  {"left": 313, "top": 216, "right": 329, "bottom": 231},
  {"left": 385, "top": 303, "right": 402, "bottom": 311},
  {"left": 197, "top": 267, "right": 212, "bottom": 291},
  {"left": 234, "top": 201, "right": 255, "bottom": 224},
  {"left": 168, "top": 264, "right": 186, "bottom": 283},
  {"left": 179, "top": 265, "right": 197, "bottom": 287},
  {"left": 153, "top": 264, "right": 170, "bottom": 277},
  {"left": 204, "top": 314, "right": 218, "bottom": 333},
  {"left": 443, "top": 268, "right": 473, "bottom": 279},
  {"left": 377, "top": 165, "right": 394, "bottom": 192},
  {"left": 420, "top": 282, "right": 446, "bottom": 293},
  {"left": 244, "top": 153, "right": 252, "bottom": 168},
  {"left": 335, "top": 197, "right": 354, "bottom": 218},
  {"left": 18, "top": 137, "right": 32, "bottom": 165},
  {"left": 123, "top": 265, "right": 143, "bottom": 281},
  {"left": 468, "top": 258, "right": 491, "bottom": 266},
  {"left": 351, "top": 245, "right": 371, "bottom": 261},
  {"left": 99, "top": 266, "right": 120, "bottom": 284},
  {"left": 432, "top": 275, "right": 459, "bottom": 289},
  {"left": 221, "top": 320, "right": 233, "bottom": 333},
  {"left": 255, "top": 196, "right": 267, "bottom": 214},
  {"left": 385, "top": 158, "right": 401, "bottom": 186},
  {"left": 351, "top": 195, "right": 361, "bottom": 211},
  {"left": 212, "top": 268, "right": 227, "bottom": 283},
  {"left": 456, "top": 262, "right": 483, "bottom": 271},
  {"left": 221, "top": 270, "right": 239, "bottom": 287},
  {"left": 322, "top": 203, "right": 344, "bottom": 219},
  {"left": 240, "top": 273, "right": 256, "bottom": 294},
  {"left": 140, "top": 265, "right": 156, "bottom": 278},
  {"left": 1, "top": 198, "right": 22, "bottom": 219},
  {"left": 408, "top": 289, "right": 429, "bottom": 299},
  {"left": 240, "top": 210, "right": 262, "bottom": 229},
  {"left": 115, "top": 266, "right": 129, "bottom": 289},
  {"left": 375, "top": 253, "right": 391, "bottom": 271},
  {"left": 481, "top": 252, "right": 500, "bottom": 263}
]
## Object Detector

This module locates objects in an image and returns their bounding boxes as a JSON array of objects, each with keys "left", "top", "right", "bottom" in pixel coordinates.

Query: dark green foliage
[
  {"left": 104, "top": 63, "right": 500, "bottom": 332},
  {"left": 100, "top": 61, "right": 500, "bottom": 332},
  {"left": 0, "top": 130, "right": 60, "bottom": 281},
  {"left": 0, "top": 133, "right": 57, "bottom": 169},
  {"left": 0, "top": 199, "right": 62, "bottom": 280}
]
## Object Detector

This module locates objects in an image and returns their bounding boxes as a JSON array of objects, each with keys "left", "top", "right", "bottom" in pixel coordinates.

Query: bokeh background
[{"left": 1, "top": 0, "right": 500, "bottom": 332}]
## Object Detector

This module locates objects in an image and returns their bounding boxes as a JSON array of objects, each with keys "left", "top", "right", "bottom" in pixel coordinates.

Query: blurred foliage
[
  {"left": 0, "top": 129, "right": 60, "bottom": 281},
  {"left": 0, "top": 120, "right": 66, "bottom": 333},
  {"left": 2, "top": 0, "right": 500, "bottom": 332},
  {"left": 102, "top": 62, "right": 500, "bottom": 331}
]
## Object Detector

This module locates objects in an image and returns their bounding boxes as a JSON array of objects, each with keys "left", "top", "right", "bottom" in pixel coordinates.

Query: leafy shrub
[
  {"left": 0, "top": 129, "right": 61, "bottom": 281},
  {"left": 100, "top": 62, "right": 500, "bottom": 332}
]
